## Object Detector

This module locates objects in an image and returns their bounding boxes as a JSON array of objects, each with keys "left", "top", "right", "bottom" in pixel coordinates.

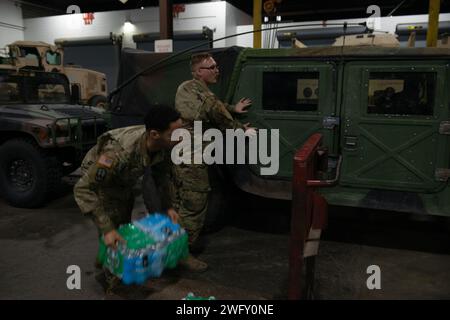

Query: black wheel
[
  {"left": 0, "top": 139, "right": 62, "bottom": 208},
  {"left": 89, "top": 95, "right": 108, "bottom": 108}
]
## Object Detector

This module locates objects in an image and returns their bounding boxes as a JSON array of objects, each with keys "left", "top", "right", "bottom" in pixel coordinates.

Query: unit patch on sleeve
[{"left": 95, "top": 168, "right": 108, "bottom": 182}]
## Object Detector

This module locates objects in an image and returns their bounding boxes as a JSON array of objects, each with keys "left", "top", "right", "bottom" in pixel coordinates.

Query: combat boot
[
  {"left": 179, "top": 254, "right": 208, "bottom": 273},
  {"left": 94, "top": 258, "right": 103, "bottom": 270},
  {"left": 103, "top": 269, "right": 122, "bottom": 295}
]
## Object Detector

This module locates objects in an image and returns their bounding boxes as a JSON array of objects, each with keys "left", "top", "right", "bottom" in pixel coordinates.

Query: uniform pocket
[
  {"left": 173, "top": 163, "right": 210, "bottom": 192},
  {"left": 179, "top": 189, "right": 208, "bottom": 213}
]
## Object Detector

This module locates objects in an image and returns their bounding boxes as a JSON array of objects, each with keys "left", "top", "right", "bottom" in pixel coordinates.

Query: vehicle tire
[
  {"left": 89, "top": 95, "right": 108, "bottom": 108},
  {"left": 0, "top": 139, "right": 62, "bottom": 208}
]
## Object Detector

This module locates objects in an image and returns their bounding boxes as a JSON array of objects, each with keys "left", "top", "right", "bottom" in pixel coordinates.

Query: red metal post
[{"left": 288, "top": 133, "right": 323, "bottom": 300}]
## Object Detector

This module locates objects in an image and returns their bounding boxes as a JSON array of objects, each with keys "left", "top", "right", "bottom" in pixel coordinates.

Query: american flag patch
[{"left": 97, "top": 154, "right": 113, "bottom": 168}]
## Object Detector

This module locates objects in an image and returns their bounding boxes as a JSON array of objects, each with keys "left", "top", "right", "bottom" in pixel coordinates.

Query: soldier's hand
[
  {"left": 235, "top": 98, "right": 252, "bottom": 114},
  {"left": 103, "top": 230, "right": 126, "bottom": 249},
  {"left": 245, "top": 128, "right": 257, "bottom": 137},
  {"left": 243, "top": 122, "right": 257, "bottom": 137},
  {"left": 167, "top": 207, "right": 180, "bottom": 224}
]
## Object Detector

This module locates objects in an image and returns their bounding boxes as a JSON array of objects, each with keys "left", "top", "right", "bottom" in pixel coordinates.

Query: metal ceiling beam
[{"left": 13, "top": 0, "right": 65, "bottom": 14}]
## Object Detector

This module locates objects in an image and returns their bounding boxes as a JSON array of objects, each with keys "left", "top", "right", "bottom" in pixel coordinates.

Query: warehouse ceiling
[{"left": 17, "top": 0, "right": 450, "bottom": 21}]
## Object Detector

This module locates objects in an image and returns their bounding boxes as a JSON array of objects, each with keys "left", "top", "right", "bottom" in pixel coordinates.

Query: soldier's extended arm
[
  {"left": 225, "top": 98, "right": 252, "bottom": 114},
  {"left": 224, "top": 103, "right": 236, "bottom": 114},
  {"left": 205, "top": 96, "right": 244, "bottom": 131}
]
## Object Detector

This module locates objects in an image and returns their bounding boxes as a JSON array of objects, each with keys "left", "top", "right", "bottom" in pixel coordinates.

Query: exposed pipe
[
  {"left": 426, "top": 0, "right": 440, "bottom": 47},
  {"left": 133, "top": 28, "right": 213, "bottom": 43},
  {"left": 274, "top": 6, "right": 395, "bottom": 17},
  {"left": 0, "top": 21, "right": 25, "bottom": 31},
  {"left": 276, "top": 25, "right": 368, "bottom": 41},
  {"left": 387, "top": 0, "right": 407, "bottom": 16},
  {"left": 55, "top": 36, "right": 116, "bottom": 47},
  {"left": 159, "top": 0, "right": 173, "bottom": 40},
  {"left": 396, "top": 21, "right": 450, "bottom": 36},
  {"left": 253, "top": 0, "right": 262, "bottom": 48}
]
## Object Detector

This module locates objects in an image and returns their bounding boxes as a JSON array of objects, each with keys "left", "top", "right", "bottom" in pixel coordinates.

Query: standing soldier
[
  {"left": 74, "top": 105, "right": 182, "bottom": 292},
  {"left": 173, "top": 52, "right": 254, "bottom": 272}
]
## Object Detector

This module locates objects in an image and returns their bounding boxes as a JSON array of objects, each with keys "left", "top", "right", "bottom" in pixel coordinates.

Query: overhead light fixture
[
  {"left": 118, "top": 0, "right": 128, "bottom": 4},
  {"left": 124, "top": 20, "right": 135, "bottom": 33}
]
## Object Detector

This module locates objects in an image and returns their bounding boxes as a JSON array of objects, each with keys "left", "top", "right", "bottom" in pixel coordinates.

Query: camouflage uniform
[
  {"left": 174, "top": 79, "right": 243, "bottom": 245},
  {"left": 74, "top": 125, "right": 171, "bottom": 235}
]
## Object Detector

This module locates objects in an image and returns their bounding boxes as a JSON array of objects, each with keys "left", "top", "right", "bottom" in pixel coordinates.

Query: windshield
[
  {"left": 0, "top": 73, "right": 70, "bottom": 104},
  {"left": 46, "top": 51, "right": 61, "bottom": 65}
]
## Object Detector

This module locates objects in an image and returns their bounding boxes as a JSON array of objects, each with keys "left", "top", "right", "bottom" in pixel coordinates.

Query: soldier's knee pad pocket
[{"left": 180, "top": 189, "right": 208, "bottom": 213}]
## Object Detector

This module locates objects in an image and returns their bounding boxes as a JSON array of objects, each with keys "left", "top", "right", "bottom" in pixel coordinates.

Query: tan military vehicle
[{"left": 0, "top": 41, "right": 108, "bottom": 108}]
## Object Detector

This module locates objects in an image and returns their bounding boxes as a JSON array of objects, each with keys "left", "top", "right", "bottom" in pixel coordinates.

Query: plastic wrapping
[
  {"left": 97, "top": 213, "right": 189, "bottom": 285},
  {"left": 182, "top": 292, "right": 216, "bottom": 300}
]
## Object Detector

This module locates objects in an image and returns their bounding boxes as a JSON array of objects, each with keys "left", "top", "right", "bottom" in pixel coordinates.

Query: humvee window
[
  {"left": 0, "top": 81, "right": 19, "bottom": 103},
  {"left": 1, "top": 72, "right": 71, "bottom": 105},
  {"left": 263, "top": 72, "right": 319, "bottom": 111},
  {"left": 34, "top": 84, "right": 67, "bottom": 104},
  {"left": 46, "top": 51, "right": 61, "bottom": 65},
  {"left": 367, "top": 72, "right": 436, "bottom": 116}
]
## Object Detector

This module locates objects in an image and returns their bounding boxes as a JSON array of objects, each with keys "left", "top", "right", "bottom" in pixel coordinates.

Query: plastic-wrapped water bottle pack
[
  {"left": 182, "top": 292, "right": 216, "bottom": 300},
  {"left": 97, "top": 213, "right": 189, "bottom": 285}
]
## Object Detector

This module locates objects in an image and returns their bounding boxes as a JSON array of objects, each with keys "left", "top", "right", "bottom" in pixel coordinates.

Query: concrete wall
[
  {"left": 20, "top": 2, "right": 250, "bottom": 90},
  {"left": 225, "top": 2, "right": 252, "bottom": 47},
  {"left": 0, "top": 0, "right": 24, "bottom": 48},
  {"left": 4, "top": 2, "right": 450, "bottom": 51},
  {"left": 22, "top": 2, "right": 252, "bottom": 49},
  {"left": 235, "top": 25, "right": 254, "bottom": 48}
]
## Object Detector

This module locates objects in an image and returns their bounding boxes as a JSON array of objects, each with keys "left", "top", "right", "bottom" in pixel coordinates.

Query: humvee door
[
  {"left": 233, "top": 60, "right": 338, "bottom": 178},
  {"left": 340, "top": 61, "right": 449, "bottom": 192}
]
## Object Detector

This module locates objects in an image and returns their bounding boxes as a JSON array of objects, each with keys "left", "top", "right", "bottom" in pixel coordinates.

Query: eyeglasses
[{"left": 199, "top": 64, "right": 219, "bottom": 71}]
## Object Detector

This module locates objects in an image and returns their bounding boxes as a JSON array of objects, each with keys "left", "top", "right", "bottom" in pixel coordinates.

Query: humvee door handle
[
  {"left": 344, "top": 136, "right": 358, "bottom": 149},
  {"left": 322, "top": 116, "right": 340, "bottom": 129},
  {"left": 307, "top": 155, "right": 342, "bottom": 187}
]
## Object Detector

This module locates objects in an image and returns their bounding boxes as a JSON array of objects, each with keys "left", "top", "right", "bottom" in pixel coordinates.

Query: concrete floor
[{"left": 0, "top": 177, "right": 449, "bottom": 300}]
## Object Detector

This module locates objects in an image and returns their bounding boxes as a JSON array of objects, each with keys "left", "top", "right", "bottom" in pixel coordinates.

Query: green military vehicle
[
  {"left": 0, "top": 69, "right": 107, "bottom": 207},
  {"left": 109, "top": 44, "right": 450, "bottom": 218}
]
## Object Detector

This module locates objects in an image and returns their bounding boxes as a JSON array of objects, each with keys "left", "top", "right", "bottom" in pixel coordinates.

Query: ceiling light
[{"left": 124, "top": 20, "right": 135, "bottom": 33}]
